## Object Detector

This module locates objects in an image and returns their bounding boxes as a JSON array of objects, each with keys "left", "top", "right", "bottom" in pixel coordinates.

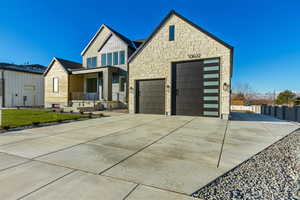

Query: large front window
[
  {"left": 86, "top": 78, "right": 97, "bottom": 93},
  {"left": 87, "top": 57, "right": 97, "bottom": 68}
]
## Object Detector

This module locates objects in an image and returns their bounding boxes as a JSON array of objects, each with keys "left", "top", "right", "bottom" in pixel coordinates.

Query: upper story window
[
  {"left": 101, "top": 51, "right": 125, "bottom": 66},
  {"left": 87, "top": 57, "right": 97, "bottom": 68},
  {"left": 119, "top": 51, "right": 125, "bottom": 65},
  {"left": 113, "top": 52, "right": 118, "bottom": 65},
  {"left": 101, "top": 54, "right": 106, "bottom": 66},
  {"left": 169, "top": 25, "right": 175, "bottom": 41},
  {"left": 107, "top": 53, "right": 112, "bottom": 65},
  {"left": 53, "top": 77, "right": 59, "bottom": 93}
]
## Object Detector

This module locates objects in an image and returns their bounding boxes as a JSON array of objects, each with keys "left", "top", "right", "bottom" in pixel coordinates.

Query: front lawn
[{"left": 2, "top": 109, "right": 88, "bottom": 128}]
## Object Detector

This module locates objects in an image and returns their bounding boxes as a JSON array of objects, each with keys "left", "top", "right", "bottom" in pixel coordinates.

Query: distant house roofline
[
  {"left": 44, "top": 57, "right": 83, "bottom": 76},
  {"left": 0, "top": 63, "right": 46, "bottom": 74}
]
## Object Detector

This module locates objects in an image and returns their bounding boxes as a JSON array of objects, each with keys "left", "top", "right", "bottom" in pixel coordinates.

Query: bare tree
[{"left": 233, "top": 83, "right": 256, "bottom": 105}]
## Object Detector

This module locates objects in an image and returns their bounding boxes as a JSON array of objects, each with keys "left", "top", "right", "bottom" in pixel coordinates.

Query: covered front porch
[{"left": 68, "top": 66, "right": 127, "bottom": 105}]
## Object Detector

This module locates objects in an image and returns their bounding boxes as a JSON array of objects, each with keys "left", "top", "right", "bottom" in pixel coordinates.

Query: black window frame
[
  {"left": 87, "top": 56, "right": 97, "bottom": 68},
  {"left": 101, "top": 53, "right": 106, "bottom": 66},
  {"left": 119, "top": 50, "right": 125, "bottom": 65},
  {"left": 86, "top": 78, "right": 97, "bottom": 93},
  {"left": 107, "top": 53, "right": 112, "bottom": 66},
  {"left": 169, "top": 25, "right": 175, "bottom": 41},
  {"left": 113, "top": 52, "right": 119, "bottom": 65}
]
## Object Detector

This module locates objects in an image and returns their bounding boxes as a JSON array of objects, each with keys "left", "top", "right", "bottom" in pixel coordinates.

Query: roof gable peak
[{"left": 129, "top": 10, "right": 233, "bottom": 63}]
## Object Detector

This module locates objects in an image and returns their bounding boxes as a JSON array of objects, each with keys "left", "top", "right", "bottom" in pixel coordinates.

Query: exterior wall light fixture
[
  {"left": 223, "top": 83, "right": 230, "bottom": 91},
  {"left": 129, "top": 86, "right": 134, "bottom": 93}
]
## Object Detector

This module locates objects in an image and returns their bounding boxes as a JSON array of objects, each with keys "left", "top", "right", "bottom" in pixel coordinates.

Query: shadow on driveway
[{"left": 230, "top": 112, "right": 285, "bottom": 122}]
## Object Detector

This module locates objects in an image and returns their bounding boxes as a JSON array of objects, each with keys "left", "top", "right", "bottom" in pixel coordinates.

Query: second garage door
[
  {"left": 136, "top": 79, "right": 165, "bottom": 114},
  {"left": 172, "top": 58, "right": 220, "bottom": 117}
]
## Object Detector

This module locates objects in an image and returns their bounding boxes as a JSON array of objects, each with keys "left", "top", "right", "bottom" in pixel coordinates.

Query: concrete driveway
[{"left": 0, "top": 113, "right": 298, "bottom": 200}]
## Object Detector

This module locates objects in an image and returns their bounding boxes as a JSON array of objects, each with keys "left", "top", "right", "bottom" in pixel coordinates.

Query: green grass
[{"left": 2, "top": 109, "right": 88, "bottom": 129}]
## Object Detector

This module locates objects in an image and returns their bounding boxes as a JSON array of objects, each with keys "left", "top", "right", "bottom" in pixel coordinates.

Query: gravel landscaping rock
[{"left": 192, "top": 129, "right": 300, "bottom": 200}]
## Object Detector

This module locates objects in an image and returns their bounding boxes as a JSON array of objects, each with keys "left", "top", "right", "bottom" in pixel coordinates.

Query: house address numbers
[{"left": 188, "top": 53, "right": 201, "bottom": 58}]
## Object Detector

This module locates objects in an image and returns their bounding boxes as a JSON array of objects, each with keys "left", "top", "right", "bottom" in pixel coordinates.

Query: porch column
[
  {"left": 98, "top": 72, "right": 103, "bottom": 100},
  {"left": 103, "top": 68, "right": 112, "bottom": 101}
]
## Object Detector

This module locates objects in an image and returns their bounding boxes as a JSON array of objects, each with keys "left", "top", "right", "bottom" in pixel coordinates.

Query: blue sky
[{"left": 0, "top": 0, "right": 299, "bottom": 93}]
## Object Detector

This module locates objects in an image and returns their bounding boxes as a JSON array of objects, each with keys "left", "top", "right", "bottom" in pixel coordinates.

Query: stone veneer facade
[
  {"left": 44, "top": 60, "right": 69, "bottom": 108},
  {"left": 128, "top": 14, "right": 232, "bottom": 118}
]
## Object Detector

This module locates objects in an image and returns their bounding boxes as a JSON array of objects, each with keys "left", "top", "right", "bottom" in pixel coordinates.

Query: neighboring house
[
  {"left": 45, "top": 10, "right": 233, "bottom": 118},
  {"left": 44, "top": 25, "right": 138, "bottom": 109},
  {"left": 128, "top": 10, "right": 233, "bottom": 119},
  {"left": 0, "top": 63, "right": 46, "bottom": 107}
]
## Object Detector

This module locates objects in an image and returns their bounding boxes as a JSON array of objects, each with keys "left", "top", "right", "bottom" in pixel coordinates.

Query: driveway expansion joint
[
  {"left": 217, "top": 119, "right": 229, "bottom": 168},
  {"left": 30, "top": 116, "right": 164, "bottom": 160},
  {"left": 98, "top": 117, "right": 196, "bottom": 175},
  {"left": 122, "top": 184, "right": 140, "bottom": 200},
  {"left": 17, "top": 170, "right": 77, "bottom": 200}
]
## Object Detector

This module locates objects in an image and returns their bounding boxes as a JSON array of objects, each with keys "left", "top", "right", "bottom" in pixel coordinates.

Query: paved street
[{"left": 0, "top": 113, "right": 298, "bottom": 199}]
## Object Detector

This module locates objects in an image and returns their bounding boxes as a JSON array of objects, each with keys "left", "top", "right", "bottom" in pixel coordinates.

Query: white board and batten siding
[
  {"left": 98, "top": 34, "right": 128, "bottom": 102},
  {"left": 0, "top": 70, "right": 44, "bottom": 107}
]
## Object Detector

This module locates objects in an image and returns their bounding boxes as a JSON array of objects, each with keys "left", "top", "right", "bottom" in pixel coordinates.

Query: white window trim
[{"left": 53, "top": 77, "right": 59, "bottom": 93}]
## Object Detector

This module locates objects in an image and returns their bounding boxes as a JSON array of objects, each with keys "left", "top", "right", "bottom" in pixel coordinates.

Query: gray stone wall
[{"left": 129, "top": 14, "right": 232, "bottom": 117}]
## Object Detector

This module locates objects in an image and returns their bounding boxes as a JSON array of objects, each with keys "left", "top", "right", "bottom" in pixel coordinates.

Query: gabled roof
[
  {"left": 105, "top": 25, "right": 136, "bottom": 50},
  {"left": 81, "top": 24, "right": 135, "bottom": 56},
  {"left": 43, "top": 57, "right": 83, "bottom": 76},
  {"left": 0, "top": 63, "right": 46, "bottom": 74},
  {"left": 129, "top": 10, "right": 233, "bottom": 63},
  {"left": 133, "top": 39, "right": 146, "bottom": 49}
]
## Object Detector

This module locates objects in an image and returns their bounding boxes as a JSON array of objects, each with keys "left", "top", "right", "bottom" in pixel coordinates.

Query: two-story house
[
  {"left": 45, "top": 10, "right": 233, "bottom": 118},
  {"left": 44, "top": 25, "right": 138, "bottom": 109}
]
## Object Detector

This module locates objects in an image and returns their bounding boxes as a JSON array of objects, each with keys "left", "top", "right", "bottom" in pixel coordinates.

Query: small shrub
[
  {"left": 57, "top": 119, "right": 63, "bottom": 123},
  {"left": 80, "top": 111, "right": 84, "bottom": 115},
  {"left": 2, "top": 125, "right": 10, "bottom": 130},
  {"left": 88, "top": 113, "right": 92, "bottom": 118},
  {"left": 70, "top": 110, "right": 73, "bottom": 113},
  {"left": 60, "top": 109, "right": 63, "bottom": 113},
  {"left": 52, "top": 109, "right": 56, "bottom": 112},
  {"left": 32, "top": 122, "right": 40, "bottom": 126}
]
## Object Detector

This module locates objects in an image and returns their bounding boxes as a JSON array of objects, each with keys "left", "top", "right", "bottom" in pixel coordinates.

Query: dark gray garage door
[
  {"left": 136, "top": 79, "right": 165, "bottom": 114},
  {"left": 172, "top": 58, "right": 220, "bottom": 117}
]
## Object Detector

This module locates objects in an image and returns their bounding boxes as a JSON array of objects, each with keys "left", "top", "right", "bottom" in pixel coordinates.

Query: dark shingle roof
[
  {"left": 0, "top": 63, "right": 46, "bottom": 74},
  {"left": 105, "top": 25, "right": 136, "bottom": 50},
  {"left": 55, "top": 57, "right": 83, "bottom": 71},
  {"left": 133, "top": 39, "right": 146, "bottom": 48},
  {"left": 43, "top": 57, "right": 83, "bottom": 76},
  {"left": 81, "top": 24, "right": 137, "bottom": 56}
]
